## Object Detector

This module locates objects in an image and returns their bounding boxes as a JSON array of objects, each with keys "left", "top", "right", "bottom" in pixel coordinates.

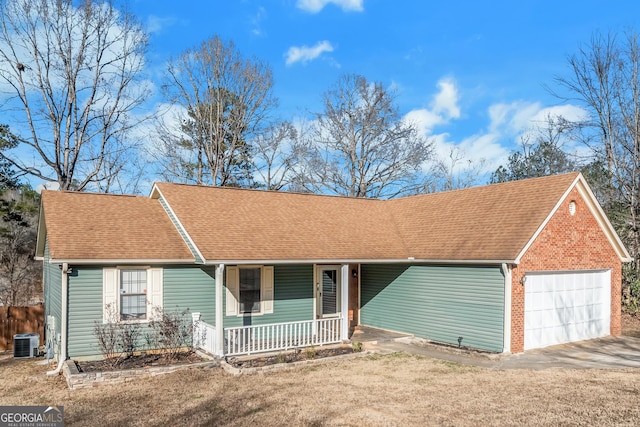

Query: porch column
[
  {"left": 340, "top": 264, "right": 349, "bottom": 341},
  {"left": 215, "top": 263, "right": 225, "bottom": 357}
]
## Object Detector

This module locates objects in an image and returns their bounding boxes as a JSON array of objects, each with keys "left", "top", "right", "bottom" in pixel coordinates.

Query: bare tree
[
  {"left": 0, "top": 187, "right": 41, "bottom": 309},
  {"left": 553, "top": 31, "right": 640, "bottom": 271},
  {"left": 0, "top": 0, "right": 150, "bottom": 191},
  {"left": 159, "top": 35, "right": 277, "bottom": 187},
  {"left": 552, "top": 30, "right": 640, "bottom": 311},
  {"left": 427, "top": 146, "right": 487, "bottom": 192},
  {"left": 299, "top": 74, "right": 433, "bottom": 198},
  {"left": 251, "top": 121, "right": 300, "bottom": 190}
]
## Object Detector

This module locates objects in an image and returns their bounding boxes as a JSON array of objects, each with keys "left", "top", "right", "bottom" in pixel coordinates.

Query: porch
[
  {"left": 191, "top": 262, "right": 359, "bottom": 357},
  {"left": 193, "top": 317, "right": 344, "bottom": 356}
]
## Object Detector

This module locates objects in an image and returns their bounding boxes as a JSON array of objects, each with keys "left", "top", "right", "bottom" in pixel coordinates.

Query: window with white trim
[
  {"left": 120, "top": 269, "right": 147, "bottom": 320},
  {"left": 226, "top": 266, "right": 274, "bottom": 316},
  {"left": 103, "top": 267, "right": 163, "bottom": 323},
  {"left": 239, "top": 267, "right": 261, "bottom": 314}
]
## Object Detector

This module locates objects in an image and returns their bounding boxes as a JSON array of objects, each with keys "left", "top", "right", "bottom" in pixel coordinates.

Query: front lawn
[{"left": 0, "top": 351, "right": 638, "bottom": 426}]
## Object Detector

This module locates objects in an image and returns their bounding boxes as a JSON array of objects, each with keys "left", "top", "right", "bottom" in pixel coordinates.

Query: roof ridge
[
  {"left": 154, "top": 182, "right": 385, "bottom": 202},
  {"left": 43, "top": 189, "right": 143, "bottom": 198},
  {"left": 390, "top": 171, "right": 581, "bottom": 201}
]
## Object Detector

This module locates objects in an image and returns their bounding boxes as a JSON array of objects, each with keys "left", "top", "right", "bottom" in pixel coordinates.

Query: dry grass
[{"left": 0, "top": 352, "right": 639, "bottom": 426}]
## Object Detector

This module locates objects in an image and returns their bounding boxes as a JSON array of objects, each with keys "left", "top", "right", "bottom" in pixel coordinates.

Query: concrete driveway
[
  {"left": 367, "top": 335, "right": 640, "bottom": 370},
  {"left": 497, "top": 336, "right": 640, "bottom": 369}
]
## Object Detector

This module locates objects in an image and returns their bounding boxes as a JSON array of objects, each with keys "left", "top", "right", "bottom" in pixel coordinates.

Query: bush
[
  {"left": 93, "top": 303, "right": 142, "bottom": 369},
  {"left": 623, "top": 266, "right": 640, "bottom": 314},
  {"left": 147, "top": 307, "right": 193, "bottom": 362}
]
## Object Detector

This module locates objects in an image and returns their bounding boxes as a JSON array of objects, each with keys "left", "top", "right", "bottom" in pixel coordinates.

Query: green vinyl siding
[
  {"left": 67, "top": 265, "right": 217, "bottom": 358},
  {"left": 163, "top": 266, "right": 215, "bottom": 324},
  {"left": 67, "top": 266, "right": 103, "bottom": 358},
  {"left": 360, "top": 264, "right": 505, "bottom": 352},
  {"left": 43, "top": 240, "right": 62, "bottom": 355},
  {"left": 224, "top": 264, "right": 313, "bottom": 328}
]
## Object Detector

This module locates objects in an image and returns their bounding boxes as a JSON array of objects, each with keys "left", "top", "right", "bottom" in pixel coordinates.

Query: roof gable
[
  {"left": 153, "top": 183, "right": 409, "bottom": 261},
  {"left": 387, "top": 172, "right": 584, "bottom": 262},
  {"left": 39, "top": 190, "right": 194, "bottom": 262}
]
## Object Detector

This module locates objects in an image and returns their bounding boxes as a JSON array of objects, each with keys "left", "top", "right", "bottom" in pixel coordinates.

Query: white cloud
[
  {"left": 285, "top": 40, "right": 334, "bottom": 66},
  {"left": 432, "top": 78, "right": 460, "bottom": 119},
  {"left": 404, "top": 109, "right": 446, "bottom": 132},
  {"left": 251, "top": 7, "right": 267, "bottom": 36},
  {"left": 296, "top": 0, "right": 364, "bottom": 13},
  {"left": 403, "top": 77, "right": 462, "bottom": 135},
  {"left": 405, "top": 81, "right": 590, "bottom": 178},
  {"left": 146, "top": 15, "right": 177, "bottom": 35},
  {"left": 488, "top": 101, "right": 588, "bottom": 142}
]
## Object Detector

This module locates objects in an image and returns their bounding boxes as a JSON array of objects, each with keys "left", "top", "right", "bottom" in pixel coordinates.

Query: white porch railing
[
  {"left": 193, "top": 319, "right": 217, "bottom": 356},
  {"left": 224, "top": 318, "right": 342, "bottom": 356}
]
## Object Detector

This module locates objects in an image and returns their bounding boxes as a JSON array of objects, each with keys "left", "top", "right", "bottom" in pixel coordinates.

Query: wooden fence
[{"left": 0, "top": 305, "right": 45, "bottom": 350}]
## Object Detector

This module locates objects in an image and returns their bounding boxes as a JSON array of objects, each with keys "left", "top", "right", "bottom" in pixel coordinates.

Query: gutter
[
  {"left": 47, "top": 258, "right": 195, "bottom": 265},
  {"left": 202, "top": 258, "right": 518, "bottom": 266},
  {"left": 47, "top": 262, "right": 69, "bottom": 375}
]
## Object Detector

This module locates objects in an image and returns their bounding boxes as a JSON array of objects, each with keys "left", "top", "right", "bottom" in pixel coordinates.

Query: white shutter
[
  {"left": 148, "top": 268, "right": 163, "bottom": 320},
  {"left": 103, "top": 268, "right": 118, "bottom": 323},
  {"left": 226, "top": 266, "right": 239, "bottom": 316},
  {"left": 262, "top": 266, "right": 274, "bottom": 314}
]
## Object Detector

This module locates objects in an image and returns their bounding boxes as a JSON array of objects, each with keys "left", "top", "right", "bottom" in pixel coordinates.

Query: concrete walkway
[{"left": 364, "top": 335, "right": 640, "bottom": 370}]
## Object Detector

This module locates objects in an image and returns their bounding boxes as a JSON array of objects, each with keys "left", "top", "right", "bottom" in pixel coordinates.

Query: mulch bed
[
  {"left": 76, "top": 350, "right": 206, "bottom": 373},
  {"left": 227, "top": 346, "right": 355, "bottom": 369}
]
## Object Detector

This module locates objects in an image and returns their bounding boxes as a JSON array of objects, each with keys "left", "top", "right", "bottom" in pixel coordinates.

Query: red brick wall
[{"left": 510, "top": 187, "right": 622, "bottom": 353}]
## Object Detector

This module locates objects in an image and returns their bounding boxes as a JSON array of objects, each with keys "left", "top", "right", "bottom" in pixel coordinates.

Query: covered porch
[{"left": 192, "top": 262, "right": 360, "bottom": 357}]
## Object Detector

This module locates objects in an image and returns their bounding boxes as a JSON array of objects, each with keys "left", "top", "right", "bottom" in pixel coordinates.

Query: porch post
[
  {"left": 215, "top": 263, "right": 225, "bottom": 357},
  {"left": 340, "top": 264, "right": 349, "bottom": 341}
]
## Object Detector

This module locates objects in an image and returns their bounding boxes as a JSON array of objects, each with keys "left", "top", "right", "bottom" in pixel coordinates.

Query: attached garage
[{"left": 524, "top": 270, "right": 611, "bottom": 350}]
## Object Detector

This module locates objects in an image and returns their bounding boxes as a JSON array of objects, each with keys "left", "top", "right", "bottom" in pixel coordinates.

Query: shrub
[
  {"left": 304, "top": 346, "right": 317, "bottom": 360},
  {"left": 93, "top": 303, "right": 142, "bottom": 369},
  {"left": 147, "top": 307, "right": 193, "bottom": 362}
]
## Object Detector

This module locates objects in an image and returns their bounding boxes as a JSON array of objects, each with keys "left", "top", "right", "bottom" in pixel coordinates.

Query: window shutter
[
  {"left": 148, "top": 268, "right": 163, "bottom": 320},
  {"left": 226, "top": 266, "right": 239, "bottom": 316},
  {"left": 103, "top": 268, "right": 118, "bottom": 323},
  {"left": 262, "top": 266, "right": 274, "bottom": 314}
]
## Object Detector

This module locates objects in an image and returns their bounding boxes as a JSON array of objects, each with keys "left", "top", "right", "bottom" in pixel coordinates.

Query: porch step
[{"left": 350, "top": 326, "right": 413, "bottom": 345}]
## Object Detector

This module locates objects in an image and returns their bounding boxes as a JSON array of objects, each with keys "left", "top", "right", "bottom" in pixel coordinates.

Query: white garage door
[{"left": 524, "top": 270, "right": 611, "bottom": 350}]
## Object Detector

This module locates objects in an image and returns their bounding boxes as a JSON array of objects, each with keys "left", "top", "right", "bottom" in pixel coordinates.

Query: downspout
[
  {"left": 501, "top": 263, "right": 512, "bottom": 354},
  {"left": 47, "top": 262, "right": 69, "bottom": 375}
]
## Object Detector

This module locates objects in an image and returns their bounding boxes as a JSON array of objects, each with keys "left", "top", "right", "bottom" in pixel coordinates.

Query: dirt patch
[
  {"left": 76, "top": 350, "right": 205, "bottom": 373},
  {"left": 227, "top": 346, "right": 354, "bottom": 368},
  {"left": 622, "top": 312, "right": 640, "bottom": 338}
]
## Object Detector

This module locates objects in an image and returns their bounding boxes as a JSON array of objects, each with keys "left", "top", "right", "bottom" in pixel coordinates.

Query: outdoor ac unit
[{"left": 13, "top": 333, "right": 40, "bottom": 358}]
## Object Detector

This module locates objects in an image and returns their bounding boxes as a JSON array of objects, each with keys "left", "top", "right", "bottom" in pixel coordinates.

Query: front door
[{"left": 316, "top": 265, "right": 341, "bottom": 317}]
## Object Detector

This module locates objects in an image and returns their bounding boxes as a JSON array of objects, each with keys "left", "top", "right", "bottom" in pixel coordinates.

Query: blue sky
[
  {"left": 5, "top": 0, "right": 638, "bottom": 192},
  {"left": 129, "top": 0, "right": 639, "bottom": 176}
]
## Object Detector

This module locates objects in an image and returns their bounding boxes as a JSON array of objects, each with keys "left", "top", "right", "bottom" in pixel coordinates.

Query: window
[
  {"left": 120, "top": 269, "right": 147, "bottom": 320},
  {"left": 103, "top": 267, "right": 162, "bottom": 324},
  {"left": 225, "top": 266, "right": 274, "bottom": 316},
  {"left": 239, "top": 268, "right": 261, "bottom": 313}
]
